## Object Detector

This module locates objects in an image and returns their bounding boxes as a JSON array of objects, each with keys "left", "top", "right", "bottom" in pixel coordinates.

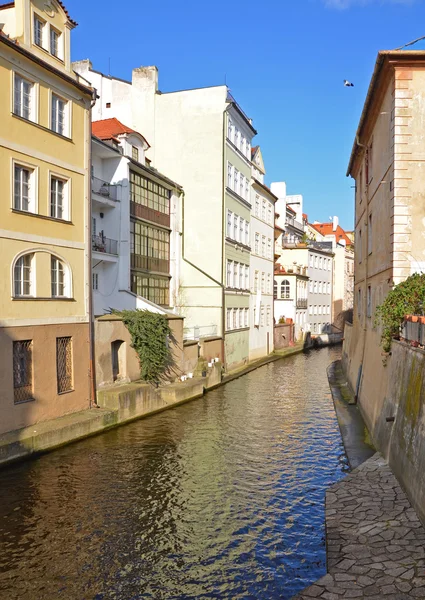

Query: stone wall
[
  {"left": 273, "top": 323, "right": 294, "bottom": 350},
  {"left": 342, "top": 324, "right": 425, "bottom": 525}
]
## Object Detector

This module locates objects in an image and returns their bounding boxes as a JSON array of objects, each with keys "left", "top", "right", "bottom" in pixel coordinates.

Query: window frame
[
  {"left": 49, "top": 25, "right": 63, "bottom": 60},
  {"left": 13, "top": 72, "right": 37, "bottom": 123},
  {"left": 51, "top": 256, "right": 70, "bottom": 298},
  {"left": 50, "top": 172, "right": 70, "bottom": 221},
  {"left": 50, "top": 92, "right": 71, "bottom": 138},
  {"left": 33, "top": 13, "right": 46, "bottom": 49},
  {"left": 13, "top": 253, "right": 34, "bottom": 298},
  {"left": 12, "top": 160, "right": 37, "bottom": 214}
]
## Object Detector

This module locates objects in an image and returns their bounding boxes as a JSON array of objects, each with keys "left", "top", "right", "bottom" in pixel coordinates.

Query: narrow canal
[{"left": 0, "top": 347, "right": 347, "bottom": 600}]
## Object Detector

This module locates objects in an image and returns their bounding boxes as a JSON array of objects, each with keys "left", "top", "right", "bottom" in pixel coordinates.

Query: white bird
[{"left": 344, "top": 79, "right": 354, "bottom": 87}]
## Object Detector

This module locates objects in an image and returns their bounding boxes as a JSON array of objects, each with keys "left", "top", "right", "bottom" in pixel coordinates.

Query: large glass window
[
  {"left": 34, "top": 15, "right": 45, "bottom": 47},
  {"left": 131, "top": 273, "right": 170, "bottom": 306},
  {"left": 14, "top": 164, "right": 35, "bottom": 212},
  {"left": 280, "top": 279, "right": 290, "bottom": 299},
  {"left": 51, "top": 257, "right": 66, "bottom": 297},
  {"left": 14, "top": 254, "right": 33, "bottom": 297},
  {"left": 50, "top": 176, "right": 67, "bottom": 220},
  {"left": 130, "top": 171, "right": 170, "bottom": 215},
  {"left": 130, "top": 220, "right": 170, "bottom": 274},
  {"left": 51, "top": 94, "right": 67, "bottom": 136},
  {"left": 14, "top": 75, "right": 34, "bottom": 121}
]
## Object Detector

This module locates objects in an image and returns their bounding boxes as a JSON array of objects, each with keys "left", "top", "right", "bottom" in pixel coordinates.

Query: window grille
[
  {"left": 13, "top": 340, "right": 33, "bottom": 403},
  {"left": 57, "top": 337, "right": 73, "bottom": 393}
]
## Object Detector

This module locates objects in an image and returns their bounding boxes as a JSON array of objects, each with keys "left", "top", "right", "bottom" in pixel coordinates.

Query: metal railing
[
  {"left": 92, "top": 177, "right": 118, "bottom": 200},
  {"left": 92, "top": 234, "right": 118, "bottom": 255},
  {"left": 184, "top": 324, "right": 218, "bottom": 341}
]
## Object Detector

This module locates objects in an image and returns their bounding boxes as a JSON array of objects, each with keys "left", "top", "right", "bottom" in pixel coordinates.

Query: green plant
[
  {"left": 278, "top": 316, "right": 286, "bottom": 324},
  {"left": 374, "top": 273, "right": 425, "bottom": 352},
  {"left": 113, "top": 309, "right": 177, "bottom": 384}
]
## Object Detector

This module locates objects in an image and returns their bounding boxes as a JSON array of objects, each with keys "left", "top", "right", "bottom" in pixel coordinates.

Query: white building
[
  {"left": 274, "top": 264, "right": 309, "bottom": 340},
  {"left": 249, "top": 147, "right": 276, "bottom": 359},
  {"left": 73, "top": 60, "right": 259, "bottom": 370},
  {"left": 91, "top": 118, "right": 182, "bottom": 315}
]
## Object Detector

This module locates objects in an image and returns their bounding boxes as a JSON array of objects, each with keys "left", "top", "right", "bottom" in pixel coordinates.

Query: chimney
[
  {"left": 333, "top": 216, "right": 339, "bottom": 232},
  {"left": 132, "top": 66, "right": 159, "bottom": 93}
]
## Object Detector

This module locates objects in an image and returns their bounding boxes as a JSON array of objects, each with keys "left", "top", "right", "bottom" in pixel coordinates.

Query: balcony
[
  {"left": 92, "top": 177, "right": 118, "bottom": 205},
  {"left": 131, "top": 254, "right": 169, "bottom": 275},
  {"left": 296, "top": 299, "right": 308, "bottom": 309},
  {"left": 92, "top": 234, "right": 118, "bottom": 256}
]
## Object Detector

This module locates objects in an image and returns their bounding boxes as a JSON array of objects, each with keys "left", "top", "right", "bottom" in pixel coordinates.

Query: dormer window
[
  {"left": 132, "top": 146, "right": 139, "bottom": 162},
  {"left": 34, "top": 15, "right": 45, "bottom": 48},
  {"left": 50, "top": 27, "right": 61, "bottom": 59}
]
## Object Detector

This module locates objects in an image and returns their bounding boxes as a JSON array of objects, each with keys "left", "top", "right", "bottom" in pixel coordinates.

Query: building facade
[
  {"left": 73, "top": 60, "right": 258, "bottom": 370},
  {"left": 0, "top": 0, "right": 94, "bottom": 434},
  {"left": 249, "top": 147, "right": 276, "bottom": 359},
  {"left": 91, "top": 118, "right": 182, "bottom": 315}
]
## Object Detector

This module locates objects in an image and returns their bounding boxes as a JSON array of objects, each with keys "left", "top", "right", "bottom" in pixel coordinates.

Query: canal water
[{"left": 0, "top": 346, "right": 347, "bottom": 600}]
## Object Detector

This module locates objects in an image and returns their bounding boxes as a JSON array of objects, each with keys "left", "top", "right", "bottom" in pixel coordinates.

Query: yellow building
[{"left": 0, "top": 0, "right": 94, "bottom": 434}]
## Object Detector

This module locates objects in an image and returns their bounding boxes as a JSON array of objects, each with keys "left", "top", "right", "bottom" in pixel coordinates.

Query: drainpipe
[{"left": 88, "top": 91, "right": 97, "bottom": 408}]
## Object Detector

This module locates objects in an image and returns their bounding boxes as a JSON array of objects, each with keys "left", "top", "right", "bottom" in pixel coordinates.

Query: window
[
  {"left": 318, "top": 305, "right": 322, "bottom": 315},
  {"left": 92, "top": 272, "right": 99, "bottom": 291},
  {"left": 367, "top": 286, "right": 372, "bottom": 318},
  {"left": 130, "top": 273, "right": 170, "bottom": 306},
  {"left": 328, "top": 259, "right": 331, "bottom": 271},
  {"left": 246, "top": 141, "right": 251, "bottom": 159},
  {"left": 273, "top": 279, "right": 278, "bottom": 299},
  {"left": 319, "top": 257, "right": 323, "bottom": 269},
  {"left": 260, "top": 306, "right": 265, "bottom": 326},
  {"left": 261, "top": 272, "right": 265, "bottom": 293},
  {"left": 240, "top": 174, "right": 244, "bottom": 198},
  {"left": 233, "top": 262, "right": 238, "bottom": 288},
  {"left": 14, "top": 164, "right": 35, "bottom": 212},
  {"left": 267, "top": 205, "right": 272, "bottom": 224},
  {"left": 357, "top": 288, "right": 362, "bottom": 317},
  {"left": 13, "top": 340, "right": 33, "bottom": 403},
  {"left": 368, "top": 214, "right": 373, "bottom": 254},
  {"left": 227, "top": 163, "right": 233, "bottom": 188},
  {"left": 314, "top": 281, "right": 318, "bottom": 293},
  {"left": 227, "top": 118, "right": 233, "bottom": 141},
  {"left": 233, "top": 308, "right": 237, "bottom": 329},
  {"left": 51, "top": 257, "right": 67, "bottom": 297},
  {"left": 50, "top": 27, "right": 61, "bottom": 58},
  {"left": 267, "top": 274, "right": 271, "bottom": 294},
  {"left": 14, "top": 75, "right": 35, "bottom": 121},
  {"left": 309, "top": 305, "right": 313, "bottom": 315},
  {"left": 239, "top": 217, "right": 244, "bottom": 242},
  {"left": 358, "top": 229, "right": 362, "bottom": 263},
  {"left": 132, "top": 146, "right": 139, "bottom": 162},
  {"left": 245, "top": 265, "right": 249, "bottom": 290},
  {"left": 227, "top": 260, "right": 233, "bottom": 288},
  {"left": 254, "top": 270, "right": 259, "bottom": 293},
  {"left": 227, "top": 308, "right": 232, "bottom": 331},
  {"left": 245, "top": 179, "right": 249, "bottom": 200},
  {"left": 244, "top": 308, "right": 249, "bottom": 328},
  {"left": 262, "top": 200, "right": 266, "bottom": 221},
  {"left": 245, "top": 221, "right": 249, "bottom": 245},
  {"left": 309, "top": 280, "right": 313, "bottom": 293},
  {"left": 261, "top": 235, "right": 266, "bottom": 257},
  {"left": 227, "top": 210, "right": 232, "bottom": 238},
  {"left": 239, "top": 309, "right": 244, "bottom": 329},
  {"left": 14, "top": 254, "right": 33, "bottom": 297},
  {"left": 267, "top": 238, "right": 272, "bottom": 259},
  {"left": 314, "top": 305, "right": 317, "bottom": 315},
  {"left": 51, "top": 94, "right": 68, "bottom": 136},
  {"left": 233, "top": 215, "right": 238, "bottom": 241},
  {"left": 50, "top": 176, "right": 68, "bottom": 220},
  {"left": 267, "top": 306, "right": 271, "bottom": 326},
  {"left": 327, "top": 282, "right": 331, "bottom": 294},
  {"left": 235, "top": 128, "right": 240, "bottom": 147},
  {"left": 367, "top": 141, "right": 373, "bottom": 183},
  {"left": 33, "top": 15, "right": 45, "bottom": 47},
  {"left": 255, "top": 233, "right": 260, "bottom": 254},
  {"left": 241, "top": 136, "right": 246, "bottom": 155},
  {"left": 130, "top": 172, "right": 170, "bottom": 215},
  {"left": 57, "top": 337, "right": 73, "bottom": 393},
  {"left": 255, "top": 196, "right": 260, "bottom": 217},
  {"left": 130, "top": 220, "right": 170, "bottom": 273},
  {"left": 280, "top": 279, "right": 290, "bottom": 299},
  {"left": 239, "top": 264, "right": 244, "bottom": 289}
]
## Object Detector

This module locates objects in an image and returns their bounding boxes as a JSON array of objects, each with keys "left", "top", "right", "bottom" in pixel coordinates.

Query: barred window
[
  {"left": 130, "top": 171, "right": 170, "bottom": 215},
  {"left": 131, "top": 273, "right": 169, "bottom": 306},
  {"left": 57, "top": 337, "right": 73, "bottom": 393},
  {"left": 13, "top": 340, "right": 33, "bottom": 403}
]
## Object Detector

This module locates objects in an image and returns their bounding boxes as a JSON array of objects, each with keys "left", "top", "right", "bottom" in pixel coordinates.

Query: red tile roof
[
  {"left": 310, "top": 223, "right": 352, "bottom": 245},
  {"left": 302, "top": 213, "right": 308, "bottom": 222},
  {"left": 287, "top": 205, "right": 296, "bottom": 215},
  {"left": 92, "top": 118, "right": 149, "bottom": 147},
  {"left": 251, "top": 145, "right": 259, "bottom": 158},
  {"left": 0, "top": 1, "right": 77, "bottom": 26}
]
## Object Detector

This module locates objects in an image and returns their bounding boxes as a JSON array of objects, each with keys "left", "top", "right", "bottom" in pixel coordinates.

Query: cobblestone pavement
[{"left": 294, "top": 453, "right": 425, "bottom": 599}]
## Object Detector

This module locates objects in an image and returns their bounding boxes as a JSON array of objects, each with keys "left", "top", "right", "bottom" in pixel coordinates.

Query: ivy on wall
[
  {"left": 375, "top": 273, "right": 425, "bottom": 352},
  {"left": 113, "top": 310, "right": 176, "bottom": 384}
]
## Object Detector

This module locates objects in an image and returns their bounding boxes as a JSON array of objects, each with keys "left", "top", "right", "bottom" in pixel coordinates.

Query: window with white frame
[
  {"left": 227, "top": 210, "right": 232, "bottom": 238},
  {"left": 239, "top": 217, "right": 244, "bottom": 242},
  {"left": 255, "top": 196, "right": 260, "bottom": 217},
  {"left": 254, "top": 233, "right": 259, "bottom": 254},
  {"left": 245, "top": 221, "right": 249, "bottom": 245},
  {"left": 245, "top": 179, "right": 249, "bottom": 200},
  {"left": 319, "top": 257, "right": 323, "bottom": 269},
  {"left": 240, "top": 174, "right": 244, "bottom": 198},
  {"left": 267, "top": 305, "right": 271, "bottom": 326},
  {"left": 245, "top": 266, "right": 249, "bottom": 290},
  {"left": 14, "top": 74, "right": 36, "bottom": 121},
  {"left": 233, "top": 214, "right": 238, "bottom": 241},
  {"left": 309, "top": 305, "right": 313, "bottom": 315},
  {"left": 239, "top": 309, "right": 244, "bottom": 329},
  {"left": 14, "top": 254, "right": 33, "bottom": 297},
  {"left": 227, "top": 308, "right": 232, "bottom": 331},
  {"left": 132, "top": 146, "right": 139, "bottom": 162},
  {"left": 50, "top": 26, "right": 62, "bottom": 58},
  {"left": 267, "top": 273, "right": 271, "bottom": 294},
  {"left": 327, "top": 282, "right": 331, "bottom": 294},
  {"left": 227, "top": 260, "right": 233, "bottom": 288},
  {"left": 33, "top": 14, "right": 45, "bottom": 47},
  {"left": 314, "top": 305, "right": 317, "bottom": 315},
  {"left": 273, "top": 280, "right": 277, "bottom": 299},
  {"left": 280, "top": 279, "right": 290, "bottom": 299},
  {"left": 234, "top": 169, "right": 239, "bottom": 195},
  {"left": 267, "top": 238, "right": 272, "bottom": 259},
  {"left": 233, "top": 262, "right": 238, "bottom": 288},
  {"left": 254, "top": 271, "right": 259, "bottom": 293},
  {"left": 309, "top": 254, "right": 313, "bottom": 267},
  {"left": 262, "top": 200, "right": 266, "bottom": 221},
  {"left": 309, "top": 280, "right": 313, "bottom": 293},
  {"left": 318, "top": 305, "right": 322, "bottom": 315},
  {"left": 233, "top": 308, "right": 238, "bottom": 329},
  {"left": 315, "top": 256, "right": 318, "bottom": 268},
  {"left": 227, "top": 118, "right": 233, "bottom": 141},
  {"left": 239, "top": 264, "right": 244, "bottom": 289},
  {"left": 227, "top": 163, "right": 233, "bottom": 188},
  {"left": 51, "top": 256, "right": 69, "bottom": 297},
  {"left": 14, "top": 164, "right": 35, "bottom": 213},
  {"left": 260, "top": 306, "right": 264, "bottom": 326},
  {"left": 328, "top": 258, "right": 331, "bottom": 271},
  {"left": 314, "top": 281, "right": 318, "bottom": 293},
  {"left": 267, "top": 205, "right": 272, "bottom": 224},
  {"left": 235, "top": 128, "right": 240, "bottom": 148},
  {"left": 246, "top": 141, "right": 251, "bottom": 160},
  {"left": 50, "top": 176, "right": 68, "bottom": 220},
  {"left": 261, "top": 272, "right": 265, "bottom": 293},
  {"left": 357, "top": 288, "right": 362, "bottom": 316},
  {"left": 261, "top": 235, "right": 266, "bottom": 257},
  {"left": 51, "top": 94, "right": 68, "bottom": 136},
  {"left": 244, "top": 308, "right": 249, "bottom": 327}
]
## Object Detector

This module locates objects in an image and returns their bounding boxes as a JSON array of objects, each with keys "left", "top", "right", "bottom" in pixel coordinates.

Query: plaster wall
[{"left": 224, "top": 328, "right": 249, "bottom": 370}]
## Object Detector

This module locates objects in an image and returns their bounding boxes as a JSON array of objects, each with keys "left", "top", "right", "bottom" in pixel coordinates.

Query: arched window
[
  {"left": 281, "top": 279, "right": 290, "bottom": 299},
  {"left": 14, "top": 254, "right": 33, "bottom": 297},
  {"left": 273, "top": 279, "right": 278, "bottom": 299},
  {"left": 51, "top": 256, "right": 70, "bottom": 297}
]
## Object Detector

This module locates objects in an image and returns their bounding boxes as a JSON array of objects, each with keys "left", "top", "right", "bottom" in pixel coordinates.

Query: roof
[
  {"left": 310, "top": 223, "right": 352, "bottom": 246},
  {"left": 302, "top": 213, "right": 308, "bottom": 222},
  {"left": 286, "top": 205, "right": 296, "bottom": 215},
  {"left": 252, "top": 177, "right": 278, "bottom": 201},
  {"left": 0, "top": 1, "right": 77, "bottom": 26},
  {"left": 251, "top": 146, "right": 259, "bottom": 159},
  {"left": 92, "top": 118, "right": 150, "bottom": 148},
  {"left": 347, "top": 50, "right": 425, "bottom": 176}
]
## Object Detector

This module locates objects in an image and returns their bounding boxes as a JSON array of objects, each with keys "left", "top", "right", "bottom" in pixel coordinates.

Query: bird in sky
[{"left": 344, "top": 80, "right": 354, "bottom": 87}]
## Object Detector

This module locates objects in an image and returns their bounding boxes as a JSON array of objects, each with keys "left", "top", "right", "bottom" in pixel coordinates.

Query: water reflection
[{"left": 0, "top": 346, "right": 346, "bottom": 600}]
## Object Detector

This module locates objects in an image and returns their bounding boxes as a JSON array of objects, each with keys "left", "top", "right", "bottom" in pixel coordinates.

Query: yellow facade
[{"left": 0, "top": 0, "right": 94, "bottom": 434}]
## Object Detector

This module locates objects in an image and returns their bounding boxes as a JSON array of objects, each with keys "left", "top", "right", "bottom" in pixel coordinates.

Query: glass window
[
  {"left": 280, "top": 279, "right": 290, "bottom": 299},
  {"left": 227, "top": 163, "right": 233, "bottom": 188},
  {"left": 239, "top": 264, "right": 244, "bottom": 289},
  {"left": 267, "top": 238, "right": 272, "bottom": 259},
  {"left": 132, "top": 146, "right": 139, "bottom": 162},
  {"left": 51, "top": 256, "right": 66, "bottom": 297},
  {"left": 254, "top": 270, "right": 259, "bottom": 293},
  {"left": 56, "top": 337, "right": 73, "bottom": 393},
  {"left": 130, "top": 272, "right": 170, "bottom": 306},
  {"left": 227, "top": 260, "right": 232, "bottom": 287},
  {"left": 50, "top": 176, "right": 67, "bottom": 220},
  {"left": 261, "top": 272, "right": 265, "bottom": 293},
  {"left": 14, "top": 75, "right": 34, "bottom": 121},
  {"left": 244, "top": 308, "right": 249, "bottom": 328},
  {"left": 13, "top": 340, "right": 34, "bottom": 403},
  {"left": 130, "top": 220, "right": 170, "bottom": 273},
  {"left": 261, "top": 235, "right": 266, "bottom": 257},
  {"left": 234, "top": 169, "right": 239, "bottom": 194},
  {"left": 227, "top": 210, "right": 232, "bottom": 238},
  {"left": 227, "top": 308, "right": 232, "bottom": 330},
  {"left": 50, "top": 27, "right": 61, "bottom": 58},
  {"left": 240, "top": 174, "right": 244, "bottom": 198},
  {"left": 239, "top": 217, "right": 244, "bottom": 242},
  {"left": 233, "top": 262, "right": 238, "bottom": 288},
  {"left": 245, "top": 265, "right": 249, "bottom": 290},
  {"left": 34, "top": 15, "right": 45, "bottom": 47},
  {"left": 255, "top": 196, "right": 260, "bottom": 217},
  {"left": 233, "top": 308, "right": 237, "bottom": 329},
  {"left": 255, "top": 233, "right": 259, "bottom": 254},
  {"left": 267, "top": 274, "right": 271, "bottom": 294},
  {"left": 14, "top": 254, "right": 33, "bottom": 297},
  {"left": 245, "top": 221, "right": 249, "bottom": 245},
  {"left": 51, "top": 94, "right": 67, "bottom": 136},
  {"left": 130, "top": 172, "right": 170, "bottom": 215},
  {"left": 267, "top": 306, "right": 271, "bottom": 326},
  {"left": 227, "top": 118, "right": 232, "bottom": 141},
  {"left": 273, "top": 280, "right": 278, "bottom": 299},
  {"left": 262, "top": 201, "right": 266, "bottom": 221},
  {"left": 14, "top": 164, "right": 34, "bottom": 212},
  {"left": 233, "top": 214, "right": 238, "bottom": 241}
]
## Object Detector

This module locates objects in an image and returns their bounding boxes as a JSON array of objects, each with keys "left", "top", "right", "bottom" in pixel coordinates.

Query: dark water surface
[{"left": 0, "top": 347, "right": 347, "bottom": 600}]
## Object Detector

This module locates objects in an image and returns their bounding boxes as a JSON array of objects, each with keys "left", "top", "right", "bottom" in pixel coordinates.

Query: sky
[{"left": 70, "top": 0, "right": 425, "bottom": 230}]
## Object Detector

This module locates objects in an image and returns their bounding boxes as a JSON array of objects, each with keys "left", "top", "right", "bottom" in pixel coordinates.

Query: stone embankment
[
  {"left": 294, "top": 360, "right": 425, "bottom": 600},
  {"left": 0, "top": 344, "right": 304, "bottom": 468}
]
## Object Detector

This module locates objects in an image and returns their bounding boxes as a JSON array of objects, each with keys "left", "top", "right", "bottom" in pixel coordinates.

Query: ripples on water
[{"left": 0, "top": 346, "right": 347, "bottom": 600}]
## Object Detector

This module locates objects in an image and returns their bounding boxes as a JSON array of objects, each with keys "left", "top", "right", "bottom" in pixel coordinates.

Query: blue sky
[{"left": 70, "top": 0, "right": 424, "bottom": 230}]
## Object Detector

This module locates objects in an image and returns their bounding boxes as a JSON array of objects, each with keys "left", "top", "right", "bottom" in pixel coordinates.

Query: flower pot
[{"left": 411, "top": 315, "right": 419, "bottom": 323}]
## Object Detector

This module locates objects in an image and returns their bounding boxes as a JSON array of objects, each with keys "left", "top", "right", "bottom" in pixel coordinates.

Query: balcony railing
[
  {"left": 92, "top": 177, "right": 118, "bottom": 200},
  {"left": 92, "top": 234, "right": 118, "bottom": 255},
  {"left": 296, "top": 299, "right": 308, "bottom": 309}
]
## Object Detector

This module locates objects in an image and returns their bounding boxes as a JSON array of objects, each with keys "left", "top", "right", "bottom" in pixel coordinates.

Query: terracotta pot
[
  {"left": 411, "top": 315, "right": 419, "bottom": 323},
  {"left": 419, "top": 316, "right": 425, "bottom": 325}
]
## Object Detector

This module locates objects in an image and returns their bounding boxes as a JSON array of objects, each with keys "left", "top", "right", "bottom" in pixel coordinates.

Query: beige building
[
  {"left": 0, "top": 0, "right": 94, "bottom": 434},
  {"left": 345, "top": 48, "right": 425, "bottom": 405}
]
